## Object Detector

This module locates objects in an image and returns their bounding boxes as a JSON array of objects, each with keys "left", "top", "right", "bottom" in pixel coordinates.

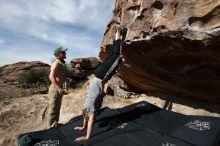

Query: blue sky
[{"left": 0, "top": 0, "right": 115, "bottom": 66}]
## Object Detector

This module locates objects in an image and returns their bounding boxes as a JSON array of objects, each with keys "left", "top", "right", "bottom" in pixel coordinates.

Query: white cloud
[
  {"left": 0, "top": 0, "right": 115, "bottom": 66},
  {"left": 0, "top": 0, "right": 114, "bottom": 40},
  {"left": 1, "top": 44, "right": 51, "bottom": 66},
  {"left": 0, "top": 0, "right": 115, "bottom": 45},
  {"left": 0, "top": 38, "right": 5, "bottom": 44}
]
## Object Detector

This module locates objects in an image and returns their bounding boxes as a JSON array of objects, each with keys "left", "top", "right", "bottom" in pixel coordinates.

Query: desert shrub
[{"left": 18, "top": 68, "right": 50, "bottom": 87}]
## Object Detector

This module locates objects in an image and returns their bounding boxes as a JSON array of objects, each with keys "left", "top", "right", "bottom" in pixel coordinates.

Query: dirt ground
[{"left": 0, "top": 82, "right": 220, "bottom": 146}]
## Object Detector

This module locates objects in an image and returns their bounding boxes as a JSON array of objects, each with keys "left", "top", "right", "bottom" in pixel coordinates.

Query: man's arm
[{"left": 75, "top": 113, "right": 95, "bottom": 141}]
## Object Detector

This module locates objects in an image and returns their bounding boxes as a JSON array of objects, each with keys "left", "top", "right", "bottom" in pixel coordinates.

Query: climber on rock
[{"left": 74, "top": 25, "right": 127, "bottom": 142}]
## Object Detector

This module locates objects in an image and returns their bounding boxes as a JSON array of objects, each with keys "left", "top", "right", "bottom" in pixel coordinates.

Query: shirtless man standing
[{"left": 48, "top": 47, "right": 68, "bottom": 128}]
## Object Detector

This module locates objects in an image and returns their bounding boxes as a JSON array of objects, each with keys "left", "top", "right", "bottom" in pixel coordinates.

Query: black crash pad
[{"left": 18, "top": 101, "right": 220, "bottom": 146}]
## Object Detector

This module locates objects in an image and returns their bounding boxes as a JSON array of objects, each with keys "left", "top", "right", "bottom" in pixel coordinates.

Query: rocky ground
[{"left": 0, "top": 81, "right": 220, "bottom": 146}]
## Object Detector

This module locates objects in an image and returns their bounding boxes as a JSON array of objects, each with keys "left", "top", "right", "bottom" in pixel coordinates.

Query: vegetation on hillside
[{"left": 18, "top": 68, "right": 50, "bottom": 88}]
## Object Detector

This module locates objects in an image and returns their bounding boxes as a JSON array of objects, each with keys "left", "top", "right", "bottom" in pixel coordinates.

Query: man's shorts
[{"left": 84, "top": 77, "right": 105, "bottom": 117}]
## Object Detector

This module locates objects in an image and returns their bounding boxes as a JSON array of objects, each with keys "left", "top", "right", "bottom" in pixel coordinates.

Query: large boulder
[
  {"left": 0, "top": 61, "right": 50, "bottom": 82},
  {"left": 67, "top": 67, "right": 85, "bottom": 80},
  {"left": 68, "top": 57, "right": 100, "bottom": 81},
  {"left": 100, "top": 0, "right": 220, "bottom": 102},
  {"left": 70, "top": 57, "right": 100, "bottom": 69}
]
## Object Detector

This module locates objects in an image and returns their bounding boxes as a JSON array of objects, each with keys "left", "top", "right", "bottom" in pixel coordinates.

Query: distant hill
[{"left": 0, "top": 61, "right": 50, "bottom": 82}]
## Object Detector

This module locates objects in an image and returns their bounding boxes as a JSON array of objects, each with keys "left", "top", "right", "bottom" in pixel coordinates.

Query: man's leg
[{"left": 48, "top": 85, "right": 62, "bottom": 128}]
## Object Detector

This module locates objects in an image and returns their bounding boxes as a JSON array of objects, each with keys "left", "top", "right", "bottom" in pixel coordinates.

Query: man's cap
[{"left": 54, "top": 47, "right": 68, "bottom": 56}]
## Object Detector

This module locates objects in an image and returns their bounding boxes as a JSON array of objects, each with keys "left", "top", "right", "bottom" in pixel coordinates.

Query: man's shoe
[
  {"left": 114, "top": 24, "right": 128, "bottom": 40},
  {"left": 120, "top": 27, "right": 127, "bottom": 39}
]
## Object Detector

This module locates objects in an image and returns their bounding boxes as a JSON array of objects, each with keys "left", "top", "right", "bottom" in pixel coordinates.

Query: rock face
[
  {"left": 71, "top": 57, "right": 100, "bottom": 70},
  {"left": 100, "top": 0, "right": 220, "bottom": 102},
  {"left": 0, "top": 61, "right": 50, "bottom": 81},
  {"left": 69, "top": 57, "right": 100, "bottom": 80}
]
